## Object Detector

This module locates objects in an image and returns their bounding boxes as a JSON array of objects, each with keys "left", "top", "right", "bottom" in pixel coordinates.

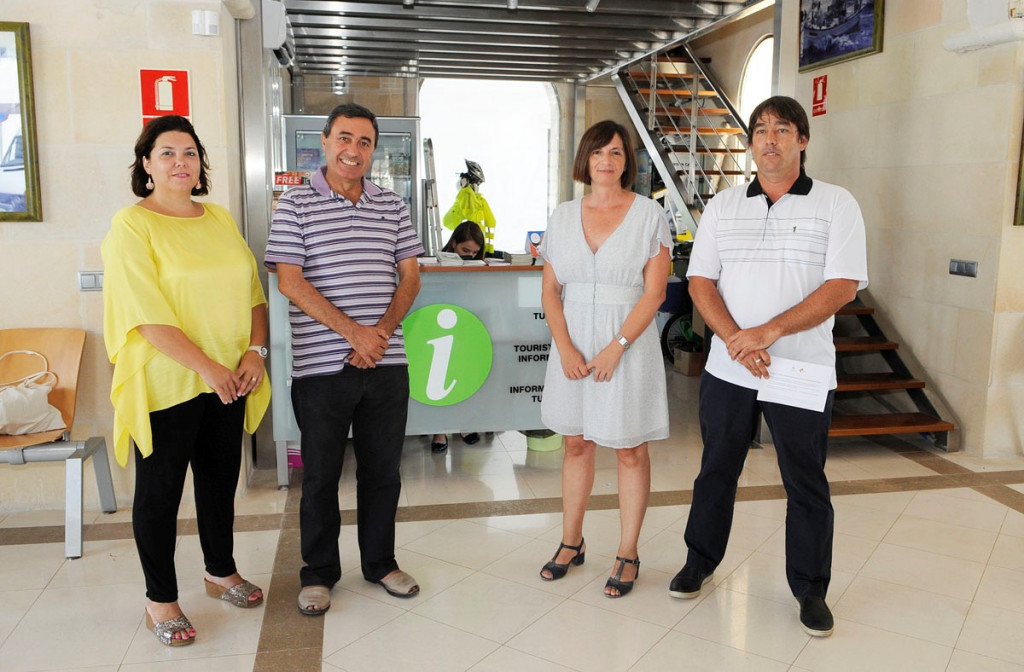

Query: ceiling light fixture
[
  {"left": 585, "top": 0, "right": 600, "bottom": 11},
  {"left": 508, "top": 0, "right": 518, "bottom": 9},
  {"left": 403, "top": 0, "right": 413, "bottom": 6}
]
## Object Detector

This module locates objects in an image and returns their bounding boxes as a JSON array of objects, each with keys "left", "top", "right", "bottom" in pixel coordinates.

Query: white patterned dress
[{"left": 540, "top": 195, "right": 672, "bottom": 448}]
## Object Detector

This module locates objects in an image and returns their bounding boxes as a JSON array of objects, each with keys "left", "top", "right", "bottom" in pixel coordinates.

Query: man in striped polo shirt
[
  {"left": 266, "top": 103, "right": 424, "bottom": 616},
  {"left": 669, "top": 97, "right": 867, "bottom": 637}
]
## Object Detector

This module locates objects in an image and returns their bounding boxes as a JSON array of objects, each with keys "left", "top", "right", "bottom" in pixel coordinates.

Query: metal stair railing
[
  {"left": 651, "top": 53, "right": 746, "bottom": 209},
  {"left": 613, "top": 46, "right": 753, "bottom": 229},
  {"left": 613, "top": 69, "right": 696, "bottom": 235},
  {"left": 680, "top": 45, "right": 752, "bottom": 175}
]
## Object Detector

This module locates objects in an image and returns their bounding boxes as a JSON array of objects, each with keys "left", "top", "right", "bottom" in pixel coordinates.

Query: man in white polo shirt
[
  {"left": 266, "top": 103, "right": 424, "bottom": 616},
  {"left": 669, "top": 96, "right": 867, "bottom": 637}
]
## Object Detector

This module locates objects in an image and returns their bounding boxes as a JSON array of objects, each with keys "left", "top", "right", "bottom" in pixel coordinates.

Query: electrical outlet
[
  {"left": 78, "top": 270, "right": 104, "bottom": 291},
  {"left": 948, "top": 259, "right": 978, "bottom": 277},
  {"left": 1011, "top": 0, "right": 1024, "bottom": 19}
]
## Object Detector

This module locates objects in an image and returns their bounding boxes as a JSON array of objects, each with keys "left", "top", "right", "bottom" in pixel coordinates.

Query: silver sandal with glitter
[
  {"left": 204, "top": 578, "right": 264, "bottom": 608},
  {"left": 144, "top": 608, "right": 196, "bottom": 647}
]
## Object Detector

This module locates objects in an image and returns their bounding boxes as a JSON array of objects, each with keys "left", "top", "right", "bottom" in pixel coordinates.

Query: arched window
[
  {"left": 738, "top": 36, "right": 774, "bottom": 128},
  {"left": 419, "top": 79, "right": 557, "bottom": 254}
]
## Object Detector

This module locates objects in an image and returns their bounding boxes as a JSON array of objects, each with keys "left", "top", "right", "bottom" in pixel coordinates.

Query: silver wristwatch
[
  {"left": 247, "top": 345, "right": 268, "bottom": 359},
  {"left": 615, "top": 333, "right": 630, "bottom": 350}
]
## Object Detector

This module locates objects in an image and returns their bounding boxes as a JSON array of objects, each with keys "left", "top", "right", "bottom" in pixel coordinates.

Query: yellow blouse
[{"left": 101, "top": 203, "right": 270, "bottom": 466}]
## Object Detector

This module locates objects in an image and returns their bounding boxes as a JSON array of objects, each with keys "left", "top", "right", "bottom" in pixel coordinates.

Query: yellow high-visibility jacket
[{"left": 443, "top": 186, "right": 496, "bottom": 253}]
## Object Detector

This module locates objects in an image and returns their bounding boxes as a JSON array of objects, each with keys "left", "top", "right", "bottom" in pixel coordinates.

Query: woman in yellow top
[{"left": 102, "top": 115, "right": 271, "bottom": 647}]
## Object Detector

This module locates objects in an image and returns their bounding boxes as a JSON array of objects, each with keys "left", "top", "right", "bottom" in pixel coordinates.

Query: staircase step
[
  {"left": 658, "top": 126, "right": 745, "bottom": 135},
  {"left": 675, "top": 169, "right": 755, "bottom": 177},
  {"left": 836, "top": 372, "right": 926, "bottom": 392},
  {"left": 637, "top": 87, "right": 718, "bottom": 97},
  {"left": 829, "top": 413, "right": 954, "bottom": 437},
  {"left": 667, "top": 147, "right": 734, "bottom": 154},
  {"left": 837, "top": 304, "right": 874, "bottom": 316},
  {"left": 834, "top": 336, "right": 898, "bottom": 352},
  {"left": 630, "top": 70, "right": 699, "bottom": 80},
  {"left": 655, "top": 55, "right": 704, "bottom": 65},
  {"left": 655, "top": 109, "right": 731, "bottom": 119}
]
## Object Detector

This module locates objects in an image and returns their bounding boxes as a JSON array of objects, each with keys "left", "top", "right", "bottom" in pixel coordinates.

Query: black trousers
[
  {"left": 133, "top": 393, "right": 245, "bottom": 603},
  {"left": 684, "top": 373, "right": 835, "bottom": 598},
  {"left": 291, "top": 365, "right": 409, "bottom": 588}
]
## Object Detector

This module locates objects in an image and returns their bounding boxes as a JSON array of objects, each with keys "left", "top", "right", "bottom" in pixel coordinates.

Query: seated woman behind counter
[
  {"left": 443, "top": 219, "right": 485, "bottom": 261},
  {"left": 431, "top": 220, "right": 485, "bottom": 453}
]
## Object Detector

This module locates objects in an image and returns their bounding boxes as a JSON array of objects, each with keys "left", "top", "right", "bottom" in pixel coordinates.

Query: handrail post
[
  {"left": 647, "top": 57, "right": 657, "bottom": 130},
  {"left": 688, "top": 83, "right": 698, "bottom": 205}
]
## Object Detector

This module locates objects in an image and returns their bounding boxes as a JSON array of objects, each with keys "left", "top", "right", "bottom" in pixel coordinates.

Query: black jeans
[
  {"left": 291, "top": 365, "right": 409, "bottom": 588},
  {"left": 133, "top": 393, "right": 245, "bottom": 603},
  {"left": 684, "top": 373, "right": 835, "bottom": 598}
]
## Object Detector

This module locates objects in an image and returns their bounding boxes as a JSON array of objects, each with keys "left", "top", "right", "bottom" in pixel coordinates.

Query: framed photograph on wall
[
  {"left": 799, "top": 0, "right": 884, "bottom": 72},
  {"left": 0, "top": 22, "right": 41, "bottom": 221}
]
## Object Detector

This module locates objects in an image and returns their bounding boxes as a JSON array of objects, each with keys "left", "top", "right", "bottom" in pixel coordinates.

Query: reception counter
[{"left": 267, "top": 264, "right": 550, "bottom": 486}]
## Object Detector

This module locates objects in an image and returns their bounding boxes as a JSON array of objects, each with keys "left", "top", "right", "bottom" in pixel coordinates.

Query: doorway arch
[{"left": 738, "top": 36, "right": 775, "bottom": 127}]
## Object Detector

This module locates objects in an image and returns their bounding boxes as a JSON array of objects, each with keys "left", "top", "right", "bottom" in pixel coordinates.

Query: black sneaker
[
  {"left": 798, "top": 596, "right": 834, "bottom": 637},
  {"left": 668, "top": 564, "right": 713, "bottom": 599}
]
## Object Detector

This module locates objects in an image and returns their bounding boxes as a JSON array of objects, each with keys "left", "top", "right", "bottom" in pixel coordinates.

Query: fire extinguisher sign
[
  {"left": 812, "top": 75, "right": 827, "bottom": 117},
  {"left": 140, "top": 69, "right": 191, "bottom": 125}
]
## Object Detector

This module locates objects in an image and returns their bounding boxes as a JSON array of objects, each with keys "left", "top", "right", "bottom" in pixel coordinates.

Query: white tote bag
[{"left": 0, "top": 350, "right": 67, "bottom": 435}]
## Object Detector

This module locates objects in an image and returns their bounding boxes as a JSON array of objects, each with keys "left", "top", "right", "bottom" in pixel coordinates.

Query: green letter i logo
[{"left": 404, "top": 304, "right": 493, "bottom": 406}]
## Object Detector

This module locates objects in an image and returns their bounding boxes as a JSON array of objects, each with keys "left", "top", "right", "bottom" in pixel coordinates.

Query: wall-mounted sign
[
  {"left": 273, "top": 171, "right": 309, "bottom": 188},
  {"left": 140, "top": 69, "right": 191, "bottom": 124},
  {"left": 404, "top": 304, "right": 493, "bottom": 406},
  {"left": 812, "top": 75, "right": 828, "bottom": 117}
]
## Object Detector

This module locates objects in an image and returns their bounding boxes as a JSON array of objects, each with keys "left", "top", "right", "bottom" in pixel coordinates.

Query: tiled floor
[{"left": 2, "top": 374, "right": 1024, "bottom": 671}]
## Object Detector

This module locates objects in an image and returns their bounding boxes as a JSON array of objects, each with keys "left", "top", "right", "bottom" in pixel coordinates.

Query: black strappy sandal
[
  {"left": 539, "top": 538, "right": 585, "bottom": 581},
  {"left": 604, "top": 556, "right": 640, "bottom": 598},
  {"left": 431, "top": 434, "right": 448, "bottom": 453}
]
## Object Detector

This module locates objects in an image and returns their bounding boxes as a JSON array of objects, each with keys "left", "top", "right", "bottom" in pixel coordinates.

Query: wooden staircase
[
  {"left": 830, "top": 299, "right": 954, "bottom": 448},
  {"left": 616, "top": 42, "right": 955, "bottom": 450},
  {"left": 612, "top": 44, "right": 754, "bottom": 235}
]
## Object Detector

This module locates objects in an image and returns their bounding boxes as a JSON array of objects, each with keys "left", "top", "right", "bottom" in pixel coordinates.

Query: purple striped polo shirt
[{"left": 265, "top": 167, "right": 424, "bottom": 377}]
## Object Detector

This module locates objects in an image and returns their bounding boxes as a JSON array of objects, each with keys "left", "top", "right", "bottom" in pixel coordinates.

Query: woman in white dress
[{"left": 538, "top": 120, "right": 671, "bottom": 597}]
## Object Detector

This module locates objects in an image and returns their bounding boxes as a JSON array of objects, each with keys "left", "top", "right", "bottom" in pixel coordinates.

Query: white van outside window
[{"left": 0, "top": 115, "right": 25, "bottom": 212}]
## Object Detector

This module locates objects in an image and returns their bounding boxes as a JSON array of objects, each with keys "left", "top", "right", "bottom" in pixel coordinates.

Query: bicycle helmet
[{"left": 460, "top": 160, "right": 485, "bottom": 185}]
